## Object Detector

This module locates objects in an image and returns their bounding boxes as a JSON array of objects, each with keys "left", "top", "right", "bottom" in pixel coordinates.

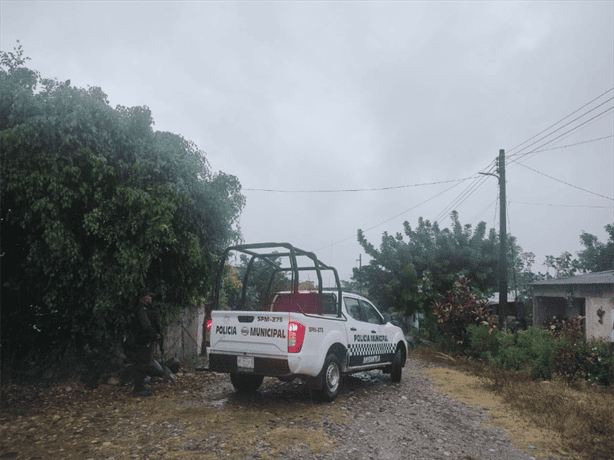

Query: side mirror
[{"left": 383, "top": 313, "right": 392, "bottom": 323}]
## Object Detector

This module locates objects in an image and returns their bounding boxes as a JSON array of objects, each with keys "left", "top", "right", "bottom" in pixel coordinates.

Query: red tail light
[
  {"left": 206, "top": 319, "right": 212, "bottom": 330},
  {"left": 288, "top": 321, "right": 306, "bottom": 353}
]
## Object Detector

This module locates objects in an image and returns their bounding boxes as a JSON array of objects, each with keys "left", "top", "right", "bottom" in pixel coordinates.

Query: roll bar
[{"left": 213, "top": 242, "right": 342, "bottom": 316}]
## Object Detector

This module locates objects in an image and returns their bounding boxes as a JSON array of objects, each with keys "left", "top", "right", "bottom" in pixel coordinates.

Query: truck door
[
  {"left": 358, "top": 299, "right": 396, "bottom": 364},
  {"left": 345, "top": 297, "right": 385, "bottom": 367}
]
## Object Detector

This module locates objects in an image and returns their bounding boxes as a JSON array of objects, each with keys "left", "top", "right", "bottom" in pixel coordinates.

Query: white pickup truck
[{"left": 205, "top": 243, "right": 408, "bottom": 401}]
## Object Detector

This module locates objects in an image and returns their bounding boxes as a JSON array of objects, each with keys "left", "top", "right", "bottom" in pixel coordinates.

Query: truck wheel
[
  {"left": 230, "top": 373, "right": 264, "bottom": 393},
  {"left": 313, "top": 353, "right": 342, "bottom": 402},
  {"left": 390, "top": 347, "right": 404, "bottom": 383}
]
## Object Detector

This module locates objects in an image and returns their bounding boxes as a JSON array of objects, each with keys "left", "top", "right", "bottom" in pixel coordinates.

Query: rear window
[{"left": 271, "top": 293, "right": 337, "bottom": 315}]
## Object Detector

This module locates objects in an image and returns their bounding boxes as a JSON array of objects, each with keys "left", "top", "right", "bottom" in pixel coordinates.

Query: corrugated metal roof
[{"left": 531, "top": 270, "right": 614, "bottom": 286}]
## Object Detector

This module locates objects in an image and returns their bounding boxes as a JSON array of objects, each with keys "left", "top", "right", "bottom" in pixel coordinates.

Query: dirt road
[{"left": 1, "top": 353, "right": 570, "bottom": 460}]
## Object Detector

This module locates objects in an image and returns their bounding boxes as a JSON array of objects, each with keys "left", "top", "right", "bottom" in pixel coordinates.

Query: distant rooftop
[
  {"left": 486, "top": 292, "right": 518, "bottom": 304},
  {"left": 531, "top": 270, "right": 614, "bottom": 286}
]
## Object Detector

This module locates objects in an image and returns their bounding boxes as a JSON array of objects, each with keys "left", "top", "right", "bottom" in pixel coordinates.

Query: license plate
[{"left": 237, "top": 356, "right": 254, "bottom": 371}]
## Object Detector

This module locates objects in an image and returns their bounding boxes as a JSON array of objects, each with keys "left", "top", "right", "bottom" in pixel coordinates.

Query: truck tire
[
  {"left": 230, "top": 373, "right": 264, "bottom": 393},
  {"left": 390, "top": 347, "right": 404, "bottom": 383},
  {"left": 313, "top": 353, "right": 342, "bottom": 402}
]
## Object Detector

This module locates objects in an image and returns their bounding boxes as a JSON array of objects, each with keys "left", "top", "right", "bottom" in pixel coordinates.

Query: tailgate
[{"left": 210, "top": 311, "right": 289, "bottom": 356}]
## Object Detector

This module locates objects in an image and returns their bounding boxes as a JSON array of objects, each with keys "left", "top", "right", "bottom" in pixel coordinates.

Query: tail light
[
  {"left": 206, "top": 319, "right": 212, "bottom": 330},
  {"left": 288, "top": 321, "right": 306, "bottom": 353}
]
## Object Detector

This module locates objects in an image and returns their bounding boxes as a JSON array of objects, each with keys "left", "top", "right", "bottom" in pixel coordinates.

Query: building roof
[
  {"left": 486, "top": 293, "right": 518, "bottom": 305},
  {"left": 531, "top": 270, "right": 614, "bottom": 286}
]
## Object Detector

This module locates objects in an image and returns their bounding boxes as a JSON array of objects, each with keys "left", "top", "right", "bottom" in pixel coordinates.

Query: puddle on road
[{"left": 207, "top": 397, "right": 229, "bottom": 409}]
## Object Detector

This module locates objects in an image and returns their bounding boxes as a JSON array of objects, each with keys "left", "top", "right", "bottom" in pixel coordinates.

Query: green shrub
[
  {"left": 580, "top": 338, "right": 614, "bottom": 387},
  {"left": 468, "top": 316, "right": 614, "bottom": 387},
  {"left": 487, "top": 327, "right": 558, "bottom": 380},
  {"left": 467, "top": 324, "right": 502, "bottom": 361}
]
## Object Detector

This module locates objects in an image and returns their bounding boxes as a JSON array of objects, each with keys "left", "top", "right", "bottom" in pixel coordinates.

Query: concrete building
[{"left": 531, "top": 270, "right": 614, "bottom": 343}]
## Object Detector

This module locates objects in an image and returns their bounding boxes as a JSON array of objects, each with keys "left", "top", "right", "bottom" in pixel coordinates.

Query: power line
[
  {"left": 494, "top": 190, "right": 499, "bottom": 230},
  {"left": 506, "top": 87, "right": 614, "bottom": 156},
  {"left": 469, "top": 196, "right": 498, "bottom": 225},
  {"left": 243, "top": 176, "right": 475, "bottom": 193},
  {"left": 433, "top": 93, "right": 613, "bottom": 226},
  {"left": 507, "top": 101, "right": 614, "bottom": 165},
  {"left": 516, "top": 163, "right": 614, "bottom": 201},
  {"left": 511, "top": 200, "right": 611, "bottom": 208},
  {"left": 433, "top": 160, "right": 497, "bottom": 223},
  {"left": 315, "top": 179, "right": 466, "bottom": 251},
  {"left": 518, "top": 135, "right": 613, "bottom": 156},
  {"left": 511, "top": 114, "right": 613, "bottom": 167}
]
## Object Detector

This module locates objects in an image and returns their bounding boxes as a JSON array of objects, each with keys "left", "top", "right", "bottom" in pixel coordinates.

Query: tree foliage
[
  {"left": 1, "top": 43, "right": 245, "bottom": 366},
  {"left": 543, "top": 224, "right": 614, "bottom": 278},
  {"left": 575, "top": 224, "right": 614, "bottom": 273},
  {"left": 354, "top": 211, "right": 521, "bottom": 317}
]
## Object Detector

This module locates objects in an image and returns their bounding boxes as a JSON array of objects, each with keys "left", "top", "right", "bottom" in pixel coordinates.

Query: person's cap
[{"left": 139, "top": 288, "right": 155, "bottom": 298}]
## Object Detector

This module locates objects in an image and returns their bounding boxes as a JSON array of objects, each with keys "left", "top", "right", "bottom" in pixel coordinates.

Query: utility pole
[
  {"left": 498, "top": 149, "right": 508, "bottom": 331},
  {"left": 479, "top": 149, "right": 508, "bottom": 331}
]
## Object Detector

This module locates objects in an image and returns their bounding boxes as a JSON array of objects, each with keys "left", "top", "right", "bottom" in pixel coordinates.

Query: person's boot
[{"left": 132, "top": 388, "right": 152, "bottom": 396}]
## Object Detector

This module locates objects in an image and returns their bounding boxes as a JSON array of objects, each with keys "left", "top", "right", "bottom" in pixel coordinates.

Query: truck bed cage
[{"left": 213, "top": 242, "right": 342, "bottom": 316}]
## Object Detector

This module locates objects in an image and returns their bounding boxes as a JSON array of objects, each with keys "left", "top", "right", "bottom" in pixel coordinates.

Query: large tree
[
  {"left": 541, "top": 225, "right": 614, "bottom": 279},
  {"left": 575, "top": 224, "right": 614, "bottom": 273},
  {"left": 354, "top": 211, "right": 522, "bottom": 317},
  {"left": 1, "top": 44, "right": 245, "bottom": 366}
]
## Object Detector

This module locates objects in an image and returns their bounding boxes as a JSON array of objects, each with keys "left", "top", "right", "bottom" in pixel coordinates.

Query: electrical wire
[
  {"left": 494, "top": 191, "right": 499, "bottom": 230},
  {"left": 509, "top": 115, "right": 613, "bottom": 168},
  {"left": 315, "top": 179, "right": 466, "bottom": 251},
  {"left": 506, "top": 87, "right": 613, "bottom": 156},
  {"left": 516, "top": 135, "right": 612, "bottom": 156},
  {"left": 506, "top": 203, "right": 519, "bottom": 300},
  {"left": 516, "top": 163, "right": 614, "bottom": 201},
  {"left": 511, "top": 201, "right": 611, "bottom": 208},
  {"left": 243, "top": 177, "right": 475, "bottom": 193},
  {"left": 433, "top": 160, "right": 497, "bottom": 223},
  {"left": 433, "top": 90, "right": 614, "bottom": 228},
  {"left": 438, "top": 90, "right": 614, "bottom": 223},
  {"left": 469, "top": 196, "right": 498, "bottom": 225},
  {"left": 507, "top": 103, "right": 614, "bottom": 166}
]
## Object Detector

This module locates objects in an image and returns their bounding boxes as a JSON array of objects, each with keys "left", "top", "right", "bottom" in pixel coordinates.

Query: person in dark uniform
[{"left": 132, "top": 288, "right": 160, "bottom": 396}]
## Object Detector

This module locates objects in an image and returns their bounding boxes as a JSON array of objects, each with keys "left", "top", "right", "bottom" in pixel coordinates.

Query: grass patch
[{"left": 412, "top": 345, "right": 614, "bottom": 460}]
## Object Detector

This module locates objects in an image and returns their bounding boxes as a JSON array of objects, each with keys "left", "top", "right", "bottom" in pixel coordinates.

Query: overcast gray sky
[{"left": 2, "top": 1, "right": 613, "bottom": 286}]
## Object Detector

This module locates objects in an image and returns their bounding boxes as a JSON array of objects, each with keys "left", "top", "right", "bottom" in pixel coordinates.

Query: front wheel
[
  {"left": 313, "top": 353, "right": 342, "bottom": 402},
  {"left": 230, "top": 373, "right": 264, "bottom": 393},
  {"left": 390, "top": 348, "right": 404, "bottom": 383}
]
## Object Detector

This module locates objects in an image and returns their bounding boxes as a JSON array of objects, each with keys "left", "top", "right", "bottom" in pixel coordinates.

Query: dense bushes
[
  {"left": 432, "top": 276, "right": 498, "bottom": 351},
  {"left": 1, "top": 44, "right": 245, "bottom": 378},
  {"left": 466, "top": 323, "right": 614, "bottom": 386}
]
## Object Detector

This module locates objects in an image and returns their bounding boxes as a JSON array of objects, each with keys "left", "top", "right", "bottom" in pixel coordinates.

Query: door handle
[
  {"left": 350, "top": 328, "right": 357, "bottom": 331},
  {"left": 371, "top": 330, "right": 377, "bottom": 334}
]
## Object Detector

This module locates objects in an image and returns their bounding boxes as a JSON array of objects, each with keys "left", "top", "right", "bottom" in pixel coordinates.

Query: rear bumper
[{"left": 208, "top": 353, "right": 291, "bottom": 376}]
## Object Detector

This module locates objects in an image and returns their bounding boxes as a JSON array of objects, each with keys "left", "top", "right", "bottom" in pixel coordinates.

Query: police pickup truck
[{"left": 205, "top": 243, "right": 408, "bottom": 401}]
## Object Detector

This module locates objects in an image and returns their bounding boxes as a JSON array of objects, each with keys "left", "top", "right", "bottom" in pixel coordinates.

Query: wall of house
[
  {"left": 586, "top": 295, "right": 614, "bottom": 342},
  {"left": 533, "top": 284, "right": 613, "bottom": 343}
]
